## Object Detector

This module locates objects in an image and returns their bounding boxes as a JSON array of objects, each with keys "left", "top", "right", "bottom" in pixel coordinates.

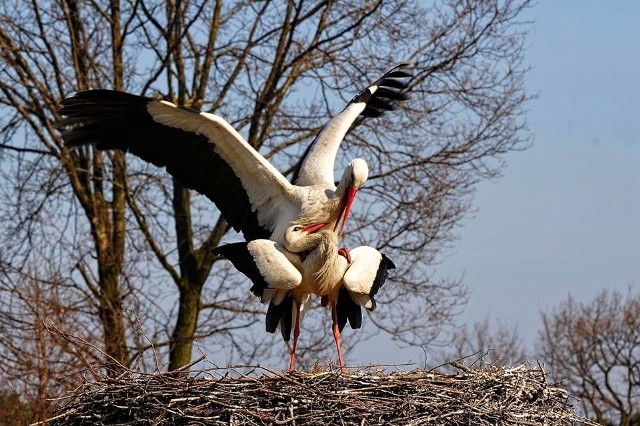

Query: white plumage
[
  {"left": 61, "top": 65, "right": 409, "bottom": 369},
  {"left": 212, "top": 224, "right": 395, "bottom": 370},
  {"left": 60, "top": 65, "right": 411, "bottom": 245}
]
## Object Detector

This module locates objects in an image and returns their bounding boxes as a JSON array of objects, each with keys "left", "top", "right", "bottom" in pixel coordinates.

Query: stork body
[
  {"left": 212, "top": 225, "right": 395, "bottom": 370},
  {"left": 59, "top": 65, "right": 410, "bottom": 242},
  {"left": 61, "top": 65, "right": 408, "bottom": 369}
]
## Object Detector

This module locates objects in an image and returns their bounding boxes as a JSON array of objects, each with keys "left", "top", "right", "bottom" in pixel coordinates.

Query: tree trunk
[
  {"left": 169, "top": 180, "right": 205, "bottom": 370},
  {"left": 98, "top": 266, "right": 130, "bottom": 368},
  {"left": 94, "top": 152, "right": 129, "bottom": 370},
  {"left": 169, "top": 282, "right": 203, "bottom": 371}
]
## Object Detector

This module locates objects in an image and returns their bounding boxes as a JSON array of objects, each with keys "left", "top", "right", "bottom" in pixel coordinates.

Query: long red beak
[
  {"left": 334, "top": 187, "right": 358, "bottom": 236},
  {"left": 302, "top": 223, "right": 327, "bottom": 233}
]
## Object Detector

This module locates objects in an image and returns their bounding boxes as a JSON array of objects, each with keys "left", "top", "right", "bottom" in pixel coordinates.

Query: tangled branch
[{"left": 42, "top": 363, "right": 595, "bottom": 425}]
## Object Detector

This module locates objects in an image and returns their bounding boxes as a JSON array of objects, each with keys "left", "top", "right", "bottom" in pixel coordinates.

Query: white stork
[
  {"left": 212, "top": 224, "right": 395, "bottom": 371},
  {"left": 59, "top": 64, "right": 411, "bottom": 243}
]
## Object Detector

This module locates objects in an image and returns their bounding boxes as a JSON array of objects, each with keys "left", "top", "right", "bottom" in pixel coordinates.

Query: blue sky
[{"left": 353, "top": 1, "right": 640, "bottom": 364}]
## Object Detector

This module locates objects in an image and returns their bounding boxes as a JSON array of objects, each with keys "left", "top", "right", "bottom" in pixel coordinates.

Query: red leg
[
  {"left": 338, "top": 247, "right": 351, "bottom": 263},
  {"left": 288, "top": 301, "right": 302, "bottom": 371},
  {"left": 331, "top": 302, "right": 346, "bottom": 372}
]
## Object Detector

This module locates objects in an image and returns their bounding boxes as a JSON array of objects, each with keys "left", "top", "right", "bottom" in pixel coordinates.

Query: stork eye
[{"left": 293, "top": 226, "right": 302, "bottom": 232}]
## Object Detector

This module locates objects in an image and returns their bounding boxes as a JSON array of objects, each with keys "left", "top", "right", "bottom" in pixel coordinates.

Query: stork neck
[
  {"left": 284, "top": 232, "right": 324, "bottom": 254},
  {"left": 294, "top": 103, "right": 362, "bottom": 186},
  {"left": 335, "top": 176, "right": 348, "bottom": 198}
]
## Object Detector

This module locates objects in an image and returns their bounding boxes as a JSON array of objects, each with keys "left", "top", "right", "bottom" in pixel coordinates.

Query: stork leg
[
  {"left": 288, "top": 300, "right": 303, "bottom": 371},
  {"left": 331, "top": 302, "right": 346, "bottom": 372}
]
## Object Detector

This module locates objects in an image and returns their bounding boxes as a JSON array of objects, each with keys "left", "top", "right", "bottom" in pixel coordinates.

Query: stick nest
[{"left": 44, "top": 363, "right": 594, "bottom": 425}]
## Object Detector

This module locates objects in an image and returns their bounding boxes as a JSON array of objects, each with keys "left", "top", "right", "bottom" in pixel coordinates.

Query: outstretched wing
[
  {"left": 292, "top": 64, "right": 412, "bottom": 186},
  {"left": 60, "top": 90, "right": 298, "bottom": 240}
]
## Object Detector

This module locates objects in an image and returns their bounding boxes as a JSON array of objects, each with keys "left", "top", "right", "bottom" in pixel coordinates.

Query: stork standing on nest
[
  {"left": 60, "top": 65, "right": 409, "bottom": 370},
  {"left": 212, "top": 224, "right": 395, "bottom": 371},
  {"left": 59, "top": 65, "right": 411, "bottom": 244}
]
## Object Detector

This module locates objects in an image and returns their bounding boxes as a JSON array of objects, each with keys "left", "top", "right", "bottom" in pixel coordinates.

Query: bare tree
[
  {"left": 0, "top": 0, "right": 533, "bottom": 409},
  {"left": 0, "top": 389, "right": 35, "bottom": 426},
  {"left": 538, "top": 289, "right": 640, "bottom": 426},
  {"left": 436, "top": 316, "right": 529, "bottom": 368},
  {"left": 0, "top": 262, "right": 101, "bottom": 422},
  {"left": 0, "top": 0, "right": 132, "bottom": 372}
]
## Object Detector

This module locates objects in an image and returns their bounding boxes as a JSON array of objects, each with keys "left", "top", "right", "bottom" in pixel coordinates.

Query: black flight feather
[{"left": 60, "top": 90, "right": 270, "bottom": 241}]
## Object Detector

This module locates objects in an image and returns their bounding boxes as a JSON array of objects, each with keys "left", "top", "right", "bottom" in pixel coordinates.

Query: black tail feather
[
  {"left": 266, "top": 295, "right": 293, "bottom": 341},
  {"left": 337, "top": 287, "right": 362, "bottom": 331}
]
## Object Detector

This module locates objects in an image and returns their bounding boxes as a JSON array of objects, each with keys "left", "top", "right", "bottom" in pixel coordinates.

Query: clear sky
[{"left": 353, "top": 1, "right": 640, "bottom": 364}]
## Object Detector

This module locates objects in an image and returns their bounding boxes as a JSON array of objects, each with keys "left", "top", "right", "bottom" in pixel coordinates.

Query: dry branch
[{"left": 41, "top": 364, "right": 595, "bottom": 425}]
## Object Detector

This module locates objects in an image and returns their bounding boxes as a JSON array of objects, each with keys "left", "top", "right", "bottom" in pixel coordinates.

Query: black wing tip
[
  {"left": 380, "top": 63, "right": 413, "bottom": 80},
  {"left": 377, "top": 63, "right": 413, "bottom": 83},
  {"left": 209, "top": 242, "right": 248, "bottom": 265},
  {"left": 209, "top": 243, "right": 237, "bottom": 257},
  {"left": 60, "top": 90, "right": 272, "bottom": 241},
  {"left": 367, "top": 253, "right": 395, "bottom": 299},
  {"left": 60, "top": 89, "right": 151, "bottom": 111},
  {"left": 350, "top": 63, "right": 412, "bottom": 116},
  {"left": 337, "top": 287, "right": 363, "bottom": 331},
  {"left": 266, "top": 295, "right": 293, "bottom": 341},
  {"left": 265, "top": 300, "right": 281, "bottom": 335},
  {"left": 59, "top": 89, "right": 154, "bottom": 148},
  {"left": 381, "top": 253, "right": 396, "bottom": 270}
]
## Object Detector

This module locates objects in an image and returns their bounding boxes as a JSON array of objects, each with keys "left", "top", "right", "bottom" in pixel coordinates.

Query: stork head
[
  {"left": 343, "top": 158, "right": 369, "bottom": 189},
  {"left": 283, "top": 223, "right": 328, "bottom": 253},
  {"left": 335, "top": 158, "right": 368, "bottom": 235},
  {"left": 284, "top": 223, "right": 327, "bottom": 244}
]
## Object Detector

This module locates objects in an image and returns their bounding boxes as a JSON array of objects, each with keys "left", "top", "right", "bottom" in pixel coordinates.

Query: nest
[{"left": 42, "top": 363, "right": 594, "bottom": 425}]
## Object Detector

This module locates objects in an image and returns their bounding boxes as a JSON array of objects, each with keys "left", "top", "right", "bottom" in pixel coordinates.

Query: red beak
[
  {"left": 334, "top": 187, "right": 358, "bottom": 236},
  {"left": 302, "top": 223, "right": 327, "bottom": 234}
]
